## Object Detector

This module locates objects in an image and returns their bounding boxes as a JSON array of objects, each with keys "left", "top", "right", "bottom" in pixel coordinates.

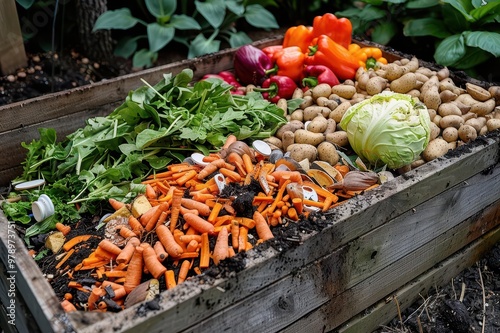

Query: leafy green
[{"left": 14, "top": 68, "right": 286, "bottom": 211}]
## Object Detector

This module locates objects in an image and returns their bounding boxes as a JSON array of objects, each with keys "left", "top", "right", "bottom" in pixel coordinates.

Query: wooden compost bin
[{"left": 1, "top": 37, "right": 500, "bottom": 333}]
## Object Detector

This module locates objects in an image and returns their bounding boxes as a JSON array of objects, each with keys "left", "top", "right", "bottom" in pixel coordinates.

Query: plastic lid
[
  {"left": 14, "top": 179, "right": 46, "bottom": 191},
  {"left": 191, "top": 153, "right": 209, "bottom": 166},
  {"left": 252, "top": 140, "right": 271, "bottom": 157}
]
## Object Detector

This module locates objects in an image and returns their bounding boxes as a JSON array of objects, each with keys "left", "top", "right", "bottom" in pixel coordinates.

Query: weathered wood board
[{"left": 0, "top": 37, "right": 499, "bottom": 333}]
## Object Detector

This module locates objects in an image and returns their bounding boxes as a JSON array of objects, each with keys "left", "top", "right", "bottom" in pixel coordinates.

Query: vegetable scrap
[{"left": 50, "top": 135, "right": 380, "bottom": 313}]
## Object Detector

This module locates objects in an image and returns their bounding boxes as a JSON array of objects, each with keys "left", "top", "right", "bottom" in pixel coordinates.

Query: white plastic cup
[{"left": 32, "top": 194, "right": 55, "bottom": 222}]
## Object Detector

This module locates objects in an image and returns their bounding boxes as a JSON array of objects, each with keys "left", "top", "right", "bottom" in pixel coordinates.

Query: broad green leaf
[
  {"left": 442, "top": 0, "right": 474, "bottom": 21},
  {"left": 336, "top": 8, "right": 364, "bottom": 18},
  {"left": 147, "top": 23, "right": 174, "bottom": 52},
  {"left": 114, "top": 36, "right": 143, "bottom": 59},
  {"left": 442, "top": 3, "right": 470, "bottom": 32},
  {"left": 363, "top": 0, "right": 384, "bottom": 4},
  {"left": 371, "top": 21, "right": 398, "bottom": 45},
  {"left": 16, "top": 0, "right": 35, "bottom": 9},
  {"left": 452, "top": 47, "right": 492, "bottom": 69},
  {"left": 188, "top": 33, "right": 221, "bottom": 58},
  {"left": 132, "top": 49, "right": 158, "bottom": 68},
  {"left": 145, "top": 155, "right": 172, "bottom": 169},
  {"left": 195, "top": 0, "right": 226, "bottom": 28},
  {"left": 244, "top": 5, "right": 279, "bottom": 29},
  {"left": 225, "top": 0, "right": 246, "bottom": 15},
  {"left": 228, "top": 31, "right": 253, "bottom": 48},
  {"left": 464, "top": 31, "right": 500, "bottom": 57},
  {"left": 404, "top": 18, "right": 451, "bottom": 38},
  {"left": 434, "top": 34, "right": 466, "bottom": 66},
  {"left": 470, "top": 0, "right": 500, "bottom": 22},
  {"left": 356, "top": 5, "right": 387, "bottom": 21},
  {"left": 170, "top": 15, "right": 202, "bottom": 30},
  {"left": 145, "top": 0, "right": 176, "bottom": 19},
  {"left": 385, "top": 0, "right": 406, "bottom": 3},
  {"left": 93, "top": 9, "right": 141, "bottom": 31},
  {"left": 406, "top": 0, "right": 440, "bottom": 9}
]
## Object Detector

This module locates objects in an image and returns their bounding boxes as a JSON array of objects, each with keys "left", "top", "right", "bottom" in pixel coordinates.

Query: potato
[
  {"left": 390, "top": 72, "right": 417, "bottom": 93},
  {"left": 312, "top": 83, "right": 333, "bottom": 99},
  {"left": 276, "top": 98, "right": 288, "bottom": 115},
  {"left": 464, "top": 117, "right": 486, "bottom": 132},
  {"left": 325, "top": 131, "right": 349, "bottom": 147},
  {"left": 429, "top": 122, "right": 441, "bottom": 141},
  {"left": 331, "top": 84, "right": 356, "bottom": 99},
  {"left": 470, "top": 98, "right": 495, "bottom": 116},
  {"left": 317, "top": 97, "right": 339, "bottom": 110},
  {"left": 317, "top": 141, "right": 340, "bottom": 165},
  {"left": 264, "top": 136, "right": 283, "bottom": 150},
  {"left": 307, "top": 115, "right": 329, "bottom": 133},
  {"left": 275, "top": 120, "right": 304, "bottom": 139},
  {"left": 440, "top": 115, "right": 464, "bottom": 129},
  {"left": 439, "top": 90, "right": 458, "bottom": 103},
  {"left": 324, "top": 118, "right": 337, "bottom": 135},
  {"left": 287, "top": 143, "right": 318, "bottom": 162},
  {"left": 329, "top": 101, "right": 351, "bottom": 123},
  {"left": 422, "top": 138, "right": 450, "bottom": 162},
  {"left": 289, "top": 109, "right": 304, "bottom": 122},
  {"left": 442, "top": 127, "right": 458, "bottom": 142},
  {"left": 385, "top": 63, "right": 405, "bottom": 81},
  {"left": 438, "top": 103, "right": 462, "bottom": 117},
  {"left": 45, "top": 232, "right": 66, "bottom": 253},
  {"left": 461, "top": 112, "right": 477, "bottom": 122},
  {"left": 427, "top": 108, "right": 437, "bottom": 121},
  {"left": 432, "top": 114, "right": 442, "bottom": 127},
  {"left": 365, "top": 76, "right": 387, "bottom": 96},
  {"left": 486, "top": 118, "right": 500, "bottom": 132},
  {"left": 293, "top": 129, "right": 325, "bottom": 146},
  {"left": 282, "top": 131, "right": 295, "bottom": 151},
  {"left": 303, "top": 106, "right": 331, "bottom": 121},
  {"left": 299, "top": 95, "right": 314, "bottom": 109},
  {"left": 466, "top": 83, "right": 491, "bottom": 102},
  {"left": 423, "top": 86, "right": 441, "bottom": 110},
  {"left": 436, "top": 67, "right": 449, "bottom": 81},
  {"left": 457, "top": 124, "right": 477, "bottom": 143},
  {"left": 292, "top": 87, "right": 304, "bottom": 99}
]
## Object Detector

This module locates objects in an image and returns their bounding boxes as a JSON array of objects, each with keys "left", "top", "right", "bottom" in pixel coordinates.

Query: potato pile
[{"left": 264, "top": 56, "right": 500, "bottom": 171}]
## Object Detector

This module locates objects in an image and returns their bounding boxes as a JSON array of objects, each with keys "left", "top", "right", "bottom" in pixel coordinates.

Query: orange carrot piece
[
  {"left": 179, "top": 234, "right": 202, "bottom": 243},
  {"left": 116, "top": 237, "right": 140, "bottom": 264},
  {"left": 98, "top": 239, "right": 122, "bottom": 256},
  {"left": 145, "top": 184, "right": 157, "bottom": 199},
  {"left": 103, "top": 271, "right": 127, "bottom": 278},
  {"left": 169, "top": 189, "right": 183, "bottom": 232},
  {"left": 63, "top": 235, "right": 92, "bottom": 252},
  {"left": 213, "top": 215, "right": 233, "bottom": 227},
  {"left": 177, "top": 252, "right": 200, "bottom": 259},
  {"left": 55, "top": 248, "right": 75, "bottom": 269},
  {"left": 128, "top": 215, "right": 144, "bottom": 235},
  {"left": 287, "top": 207, "right": 299, "bottom": 221},
  {"left": 109, "top": 198, "right": 125, "bottom": 210},
  {"left": 88, "top": 288, "right": 105, "bottom": 311},
  {"left": 119, "top": 226, "right": 137, "bottom": 239},
  {"left": 212, "top": 226, "right": 228, "bottom": 265},
  {"left": 139, "top": 205, "right": 160, "bottom": 226},
  {"left": 145, "top": 202, "right": 169, "bottom": 232},
  {"left": 55, "top": 222, "right": 71, "bottom": 236},
  {"left": 242, "top": 153, "right": 254, "bottom": 174},
  {"left": 176, "top": 169, "right": 198, "bottom": 186},
  {"left": 156, "top": 211, "right": 168, "bottom": 228},
  {"left": 219, "top": 167, "right": 242, "bottom": 182},
  {"left": 234, "top": 217, "right": 256, "bottom": 229},
  {"left": 61, "top": 299, "right": 77, "bottom": 312},
  {"left": 181, "top": 198, "right": 211, "bottom": 216},
  {"left": 231, "top": 220, "right": 239, "bottom": 251},
  {"left": 153, "top": 241, "right": 168, "bottom": 262},
  {"left": 254, "top": 211, "right": 274, "bottom": 241},
  {"left": 156, "top": 224, "right": 184, "bottom": 257},
  {"left": 177, "top": 260, "right": 191, "bottom": 284},
  {"left": 102, "top": 281, "right": 127, "bottom": 300},
  {"left": 207, "top": 202, "right": 223, "bottom": 223},
  {"left": 173, "top": 229, "right": 189, "bottom": 252},
  {"left": 226, "top": 152, "right": 244, "bottom": 166},
  {"left": 238, "top": 226, "right": 248, "bottom": 253},
  {"left": 165, "top": 270, "right": 177, "bottom": 290},
  {"left": 186, "top": 239, "right": 199, "bottom": 252},
  {"left": 200, "top": 233, "right": 210, "bottom": 268},
  {"left": 183, "top": 213, "right": 215, "bottom": 234},
  {"left": 222, "top": 134, "right": 238, "bottom": 149},
  {"left": 143, "top": 245, "right": 167, "bottom": 279},
  {"left": 292, "top": 197, "right": 303, "bottom": 215},
  {"left": 124, "top": 246, "right": 144, "bottom": 293}
]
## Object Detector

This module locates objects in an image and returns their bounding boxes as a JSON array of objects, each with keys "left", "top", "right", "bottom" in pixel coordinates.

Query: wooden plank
[
  {"left": 0, "top": 0, "right": 27, "bottom": 74},
  {"left": 0, "top": 209, "right": 72, "bottom": 333},
  {"left": 65, "top": 136, "right": 500, "bottom": 333},
  {"left": 337, "top": 218, "right": 500, "bottom": 333},
  {"left": 181, "top": 173, "right": 500, "bottom": 332}
]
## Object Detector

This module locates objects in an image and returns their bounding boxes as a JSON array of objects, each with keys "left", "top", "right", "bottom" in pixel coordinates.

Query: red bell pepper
[
  {"left": 254, "top": 75, "right": 297, "bottom": 103},
  {"left": 282, "top": 25, "right": 314, "bottom": 53},
  {"left": 265, "top": 46, "right": 305, "bottom": 83},
  {"left": 311, "top": 13, "right": 352, "bottom": 49},
  {"left": 217, "top": 71, "right": 242, "bottom": 88},
  {"left": 305, "top": 35, "right": 359, "bottom": 81},
  {"left": 261, "top": 45, "right": 283, "bottom": 60},
  {"left": 302, "top": 65, "right": 340, "bottom": 88}
]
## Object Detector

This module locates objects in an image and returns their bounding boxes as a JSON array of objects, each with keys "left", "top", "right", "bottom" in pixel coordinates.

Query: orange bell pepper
[
  {"left": 348, "top": 44, "right": 388, "bottom": 69},
  {"left": 266, "top": 46, "right": 306, "bottom": 83},
  {"left": 305, "top": 35, "right": 359, "bottom": 81},
  {"left": 282, "top": 25, "right": 314, "bottom": 53},
  {"left": 311, "top": 13, "right": 352, "bottom": 49}
]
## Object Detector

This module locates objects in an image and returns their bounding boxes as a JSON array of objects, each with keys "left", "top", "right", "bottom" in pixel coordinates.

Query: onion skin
[{"left": 221, "top": 141, "right": 256, "bottom": 162}]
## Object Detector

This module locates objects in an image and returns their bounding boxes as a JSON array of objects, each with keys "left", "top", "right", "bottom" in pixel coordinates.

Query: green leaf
[
  {"left": 16, "top": 0, "right": 35, "bottom": 9},
  {"left": 145, "top": 0, "right": 176, "bottom": 19},
  {"left": 470, "top": 0, "right": 500, "bottom": 22},
  {"left": 406, "top": 0, "right": 440, "bottom": 8},
  {"left": 114, "top": 36, "right": 144, "bottom": 59},
  {"left": 356, "top": 5, "right": 387, "bottom": 21},
  {"left": 442, "top": 3, "right": 469, "bottom": 32},
  {"left": 147, "top": 23, "right": 175, "bottom": 52},
  {"left": 244, "top": 4, "right": 279, "bottom": 29},
  {"left": 385, "top": 0, "right": 407, "bottom": 3},
  {"left": 93, "top": 8, "right": 141, "bottom": 31},
  {"left": 452, "top": 47, "right": 493, "bottom": 69},
  {"left": 195, "top": 0, "right": 226, "bottom": 28},
  {"left": 225, "top": 0, "right": 245, "bottom": 15},
  {"left": 371, "top": 22, "right": 398, "bottom": 45},
  {"left": 404, "top": 18, "right": 451, "bottom": 38},
  {"left": 434, "top": 34, "right": 466, "bottom": 66},
  {"left": 442, "top": 0, "right": 474, "bottom": 21},
  {"left": 228, "top": 31, "right": 253, "bottom": 47},
  {"left": 464, "top": 31, "right": 500, "bottom": 57},
  {"left": 188, "top": 33, "right": 221, "bottom": 58},
  {"left": 336, "top": 8, "right": 364, "bottom": 18},
  {"left": 170, "top": 15, "right": 202, "bottom": 30},
  {"left": 132, "top": 49, "right": 158, "bottom": 68}
]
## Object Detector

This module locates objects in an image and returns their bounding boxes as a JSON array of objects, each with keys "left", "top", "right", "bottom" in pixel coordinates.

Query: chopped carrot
[
  {"left": 176, "top": 169, "right": 198, "bottom": 186},
  {"left": 199, "top": 233, "right": 210, "bottom": 268},
  {"left": 98, "top": 239, "right": 122, "bottom": 256},
  {"left": 170, "top": 189, "right": 183, "bottom": 232},
  {"left": 177, "top": 252, "right": 200, "bottom": 259},
  {"left": 207, "top": 202, "right": 223, "bottom": 223},
  {"left": 62, "top": 235, "right": 92, "bottom": 252},
  {"left": 181, "top": 198, "right": 211, "bottom": 216},
  {"left": 212, "top": 226, "right": 228, "bottom": 265},
  {"left": 234, "top": 217, "right": 256, "bottom": 229},
  {"left": 242, "top": 153, "right": 254, "bottom": 173},
  {"left": 119, "top": 226, "right": 137, "bottom": 239},
  {"left": 123, "top": 246, "right": 144, "bottom": 294},
  {"left": 238, "top": 226, "right": 248, "bottom": 253},
  {"left": 156, "top": 224, "right": 184, "bottom": 257},
  {"left": 145, "top": 202, "right": 169, "bottom": 232},
  {"left": 109, "top": 198, "right": 125, "bottom": 210},
  {"left": 103, "top": 270, "right": 127, "bottom": 278},
  {"left": 88, "top": 288, "right": 105, "bottom": 311},
  {"left": 292, "top": 197, "right": 303, "bottom": 215},
  {"left": 254, "top": 211, "right": 274, "bottom": 241},
  {"left": 165, "top": 270, "right": 177, "bottom": 290},
  {"left": 231, "top": 220, "right": 239, "bottom": 251},
  {"left": 102, "top": 281, "right": 126, "bottom": 300},
  {"left": 139, "top": 205, "right": 160, "bottom": 226},
  {"left": 116, "top": 237, "right": 140, "bottom": 264},
  {"left": 143, "top": 245, "right": 167, "bottom": 279},
  {"left": 287, "top": 207, "right": 299, "bottom": 221},
  {"left": 173, "top": 229, "right": 188, "bottom": 252},
  {"left": 55, "top": 248, "right": 75, "bottom": 270},
  {"left": 183, "top": 213, "right": 215, "bottom": 234},
  {"left": 55, "top": 222, "right": 71, "bottom": 236},
  {"left": 145, "top": 184, "right": 157, "bottom": 199},
  {"left": 186, "top": 239, "right": 199, "bottom": 252},
  {"left": 128, "top": 215, "right": 144, "bottom": 235},
  {"left": 177, "top": 260, "right": 191, "bottom": 284},
  {"left": 153, "top": 241, "right": 168, "bottom": 262},
  {"left": 178, "top": 234, "right": 202, "bottom": 243},
  {"left": 61, "top": 299, "right": 77, "bottom": 312}
]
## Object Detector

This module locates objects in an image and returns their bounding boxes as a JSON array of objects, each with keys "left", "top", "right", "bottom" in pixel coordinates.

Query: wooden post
[{"left": 0, "top": 0, "right": 28, "bottom": 75}]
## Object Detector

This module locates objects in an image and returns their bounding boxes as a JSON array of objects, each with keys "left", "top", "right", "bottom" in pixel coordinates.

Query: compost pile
[{"left": 2, "top": 12, "right": 500, "bottom": 330}]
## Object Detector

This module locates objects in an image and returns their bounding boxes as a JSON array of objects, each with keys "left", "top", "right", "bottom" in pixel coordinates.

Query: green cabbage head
[{"left": 339, "top": 91, "right": 431, "bottom": 169}]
